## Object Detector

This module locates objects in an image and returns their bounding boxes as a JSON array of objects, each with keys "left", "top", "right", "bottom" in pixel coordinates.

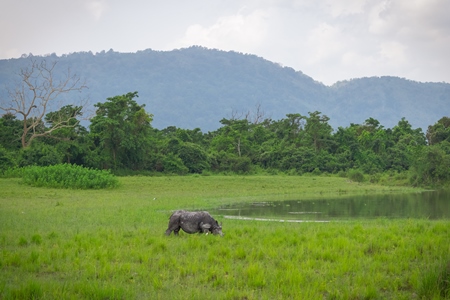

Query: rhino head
[{"left": 200, "top": 221, "right": 224, "bottom": 236}]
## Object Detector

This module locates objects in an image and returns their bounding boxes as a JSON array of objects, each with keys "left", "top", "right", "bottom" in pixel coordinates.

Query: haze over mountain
[{"left": 0, "top": 47, "right": 448, "bottom": 132}]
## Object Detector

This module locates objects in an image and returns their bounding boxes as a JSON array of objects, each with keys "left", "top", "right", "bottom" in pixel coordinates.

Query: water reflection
[{"left": 213, "top": 190, "right": 450, "bottom": 221}]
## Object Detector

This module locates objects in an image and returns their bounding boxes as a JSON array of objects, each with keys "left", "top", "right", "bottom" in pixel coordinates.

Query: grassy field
[{"left": 0, "top": 175, "right": 449, "bottom": 299}]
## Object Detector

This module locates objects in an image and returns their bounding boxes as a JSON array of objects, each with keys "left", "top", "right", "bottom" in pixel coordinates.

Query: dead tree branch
[{"left": 0, "top": 59, "right": 88, "bottom": 148}]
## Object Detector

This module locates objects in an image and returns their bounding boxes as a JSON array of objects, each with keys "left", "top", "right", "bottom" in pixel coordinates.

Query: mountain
[{"left": 0, "top": 46, "right": 449, "bottom": 132}]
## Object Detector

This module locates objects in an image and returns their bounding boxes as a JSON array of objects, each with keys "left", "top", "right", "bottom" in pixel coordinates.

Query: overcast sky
[{"left": 1, "top": 0, "right": 449, "bottom": 85}]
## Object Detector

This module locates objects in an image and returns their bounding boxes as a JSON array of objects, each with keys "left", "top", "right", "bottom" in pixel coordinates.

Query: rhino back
[{"left": 182, "top": 211, "right": 214, "bottom": 223}]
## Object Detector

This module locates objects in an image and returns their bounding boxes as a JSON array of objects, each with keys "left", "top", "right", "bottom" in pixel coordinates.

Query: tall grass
[
  {"left": 0, "top": 175, "right": 448, "bottom": 299},
  {"left": 21, "top": 164, "right": 118, "bottom": 189}
]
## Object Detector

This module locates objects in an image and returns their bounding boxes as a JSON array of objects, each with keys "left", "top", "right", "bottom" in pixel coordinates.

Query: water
[{"left": 212, "top": 190, "right": 450, "bottom": 221}]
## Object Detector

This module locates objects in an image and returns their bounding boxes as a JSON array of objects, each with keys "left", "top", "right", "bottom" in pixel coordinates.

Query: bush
[
  {"left": 18, "top": 143, "right": 63, "bottom": 167},
  {"left": 369, "top": 173, "right": 381, "bottom": 183},
  {"left": 311, "top": 168, "right": 321, "bottom": 176},
  {"left": 337, "top": 170, "right": 347, "bottom": 178},
  {"left": 208, "top": 152, "right": 252, "bottom": 173},
  {"left": 22, "top": 164, "right": 119, "bottom": 189},
  {"left": 348, "top": 169, "right": 365, "bottom": 182},
  {"left": 0, "top": 146, "right": 16, "bottom": 171},
  {"left": 162, "top": 154, "right": 189, "bottom": 175},
  {"left": 0, "top": 167, "right": 23, "bottom": 178}
]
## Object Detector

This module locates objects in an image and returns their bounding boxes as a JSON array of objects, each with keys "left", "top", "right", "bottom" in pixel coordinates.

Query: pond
[{"left": 212, "top": 190, "right": 450, "bottom": 222}]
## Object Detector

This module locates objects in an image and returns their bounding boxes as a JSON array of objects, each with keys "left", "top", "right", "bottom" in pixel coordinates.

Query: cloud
[
  {"left": 306, "top": 23, "right": 345, "bottom": 63},
  {"left": 368, "top": 0, "right": 450, "bottom": 40},
  {"left": 379, "top": 41, "right": 407, "bottom": 66},
  {"left": 85, "top": 0, "right": 108, "bottom": 21},
  {"left": 323, "top": 0, "right": 365, "bottom": 17},
  {"left": 177, "top": 8, "right": 269, "bottom": 52},
  {"left": 367, "top": 0, "right": 392, "bottom": 35}
]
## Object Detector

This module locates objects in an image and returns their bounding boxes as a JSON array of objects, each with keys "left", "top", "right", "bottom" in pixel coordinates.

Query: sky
[{"left": 1, "top": 0, "right": 449, "bottom": 85}]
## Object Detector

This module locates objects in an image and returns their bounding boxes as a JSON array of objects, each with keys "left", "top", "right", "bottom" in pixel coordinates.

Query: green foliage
[
  {"left": 0, "top": 146, "right": 16, "bottom": 172},
  {"left": 0, "top": 113, "right": 22, "bottom": 151},
  {"left": 426, "top": 116, "right": 450, "bottom": 145},
  {"left": 17, "top": 142, "right": 64, "bottom": 167},
  {"left": 21, "top": 164, "right": 118, "bottom": 189},
  {"left": 1, "top": 87, "right": 449, "bottom": 186},
  {"left": 162, "top": 153, "right": 189, "bottom": 175},
  {"left": 348, "top": 169, "right": 365, "bottom": 182},
  {"left": 43, "top": 105, "right": 89, "bottom": 165},
  {"left": 311, "top": 167, "right": 321, "bottom": 175},
  {"left": 175, "top": 142, "right": 209, "bottom": 174},
  {"left": 89, "top": 92, "right": 154, "bottom": 170},
  {"left": 304, "top": 111, "right": 333, "bottom": 151},
  {"left": 410, "top": 142, "right": 450, "bottom": 187},
  {"left": 0, "top": 167, "right": 23, "bottom": 178},
  {"left": 209, "top": 151, "right": 252, "bottom": 173}
]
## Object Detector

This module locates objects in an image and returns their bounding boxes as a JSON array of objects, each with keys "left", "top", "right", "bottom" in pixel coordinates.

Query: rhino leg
[
  {"left": 200, "top": 222, "right": 211, "bottom": 234},
  {"left": 166, "top": 223, "right": 181, "bottom": 235},
  {"left": 166, "top": 217, "right": 182, "bottom": 236}
]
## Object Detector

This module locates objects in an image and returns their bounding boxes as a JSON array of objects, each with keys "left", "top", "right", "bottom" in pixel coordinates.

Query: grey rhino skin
[{"left": 165, "top": 210, "right": 223, "bottom": 236}]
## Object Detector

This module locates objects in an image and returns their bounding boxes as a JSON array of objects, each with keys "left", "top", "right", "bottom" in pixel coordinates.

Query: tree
[
  {"left": 304, "top": 111, "right": 333, "bottom": 151},
  {"left": 177, "top": 142, "right": 210, "bottom": 173},
  {"left": 386, "top": 118, "right": 426, "bottom": 171},
  {"left": 276, "top": 113, "right": 305, "bottom": 142},
  {"left": 89, "top": 92, "right": 153, "bottom": 170},
  {"left": 0, "top": 59, "right": 87, "bottom": 148},
  {"left": 44, "top": 105, "right": 88, "bottom": 164},
  {"left": 213, "top": 118, "right": 251, "bottom": 157},
  {"left": 426, "top": 117, "right": 450, "bottom": 145},
  {"left": 411, "top": 143, "right": 450, "bottom": 186},
  {"left": 0, "top": 113, "right": 22, "bottom": 150}
]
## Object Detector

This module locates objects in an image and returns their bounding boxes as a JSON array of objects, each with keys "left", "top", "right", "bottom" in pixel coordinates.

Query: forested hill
[{"left": 0, "top": 46, "right": 449, "bottom": 131}]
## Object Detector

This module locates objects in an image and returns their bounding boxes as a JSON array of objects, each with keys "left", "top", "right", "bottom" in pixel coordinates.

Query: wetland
[{"left": 213, "top": 189, "right": 450, "bottom": 221}]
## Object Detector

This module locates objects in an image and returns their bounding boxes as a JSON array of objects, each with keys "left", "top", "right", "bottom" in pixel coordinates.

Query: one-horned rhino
[{"left": 165, "top": 210, "right": 224, "bottom": 236}]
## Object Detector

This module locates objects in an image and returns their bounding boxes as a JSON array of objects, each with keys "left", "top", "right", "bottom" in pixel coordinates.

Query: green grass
[{"left": 0, "top": 175, "right": 449, "bottom": 299}]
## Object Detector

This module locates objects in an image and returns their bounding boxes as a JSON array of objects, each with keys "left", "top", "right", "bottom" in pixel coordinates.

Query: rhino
[{"left": 165, "top": 210, "right": 224, "bottom": 236}]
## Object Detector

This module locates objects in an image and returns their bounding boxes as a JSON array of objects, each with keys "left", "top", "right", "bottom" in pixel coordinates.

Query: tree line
[
  {"left": 1, "top": 90, "right": 449, "bottom": 187},
  {"left": 0, "top": 60, "right": 449, "bottom": 187}
]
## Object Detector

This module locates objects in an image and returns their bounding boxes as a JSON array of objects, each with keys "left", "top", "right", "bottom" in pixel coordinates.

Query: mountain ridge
[{"left": 0, "top": 47, "right": 448, "bottom": 132}]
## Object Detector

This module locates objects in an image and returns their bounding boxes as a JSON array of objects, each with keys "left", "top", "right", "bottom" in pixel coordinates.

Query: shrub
[
  {"left": 0, "top": 167, "right": 23, "bottom": 178},
  {"left": 311, "top": 168, "right": 321, "bottom": 176},
  {"left": 18, "top": 143, "right": 63, "bottom": 167},
  {"left": 21, "top": 164, "right": 119, "bottom": 189},
  {"left": 348, "top": 169, "right": 365, "bottom": 182},
  {"left": 0, "top": 146, "right": 16, "bottom": 171},
  {"left": 337, "top": 170, "right": 347, "bottom": 178},
  {"left": 162, "top": 154, "right": 189, "bottom": 175},
  {"left": 369, "top": 173, "right": 381, "bottom": 183}
]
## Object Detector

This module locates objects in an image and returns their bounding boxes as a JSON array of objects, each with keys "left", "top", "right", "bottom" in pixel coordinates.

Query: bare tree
[
  {"left": 245, "top": 103, "right": 268, "bottom": 125},
  {"left": 230, "top": 103, "right": 270, "bottom": 125},
  {"left": 0, "top": 59, "right": 88, "bottom": 148}
]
